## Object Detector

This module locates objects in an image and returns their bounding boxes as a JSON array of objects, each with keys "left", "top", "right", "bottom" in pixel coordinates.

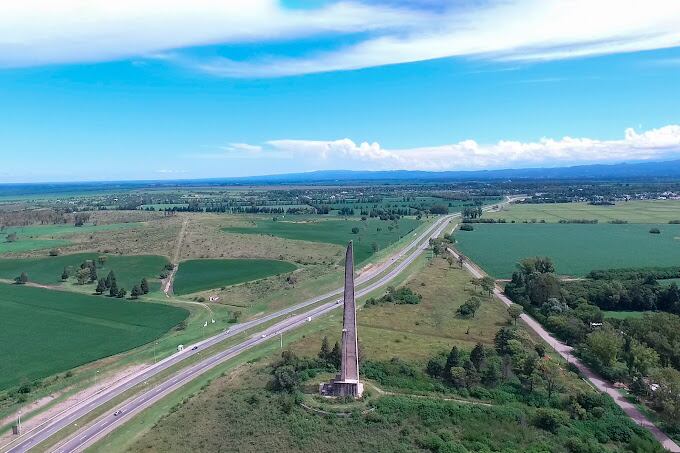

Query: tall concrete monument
[{"left": 319, "top": 241, "right": 364, "bottom": 398}]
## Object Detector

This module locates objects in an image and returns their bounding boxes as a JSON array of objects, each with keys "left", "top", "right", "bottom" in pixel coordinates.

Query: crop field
[
  {"left": 0, "top": 253, "right": 168, "bottom": 292},
  {"left": 327, "top": 196, "right": 494, "bottom": 214},
  {"left": 223, "top": 217, "right": 422, "bottom": 264},
  {"left": 485, "top": 200, "right": 680, "bottom": 224},
  {"left": 290, "top": 257, "right": 510, "bottom": 361},
  {"left": 0, "top": 283, "right": 188, "bottom": 390},
  {"left": 173, "top": 259, "right": 297, "bottom": 295},
  {"left": 0, "top": 222, "right": 143, "bottom": 255},
  {"left": 455, "top": 223, "right": 680, "bottom": 278}
]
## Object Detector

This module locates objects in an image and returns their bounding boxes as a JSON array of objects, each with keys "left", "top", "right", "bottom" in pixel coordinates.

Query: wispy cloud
[
  {"left": 214, "top": 125, "right": 680, "bottom": 171},
  {"left": 2, "top": 1, "right": 680, "bottom": 77}
]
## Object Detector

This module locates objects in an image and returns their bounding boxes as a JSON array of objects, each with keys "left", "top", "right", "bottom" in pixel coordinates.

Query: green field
[
  {"left": 0, "top": 253, "right": 169, "bottom": 291},
  {"left": 173, "top": 259, "right": 297, "bottom": 295},
  {"left": 603, "top": 311, "right": 650, "bottom": 320},
  {"left": 0, "top": 222, "right": 143, "bottom": 254},
  {"left": 455, "top": 223, "right": 680, "bottom": 278},
  {"left": 0, "top": 283, "right": 188, "bottom": 389},
  {"left": 485, "top": 200, "right": 680, "bottom": 224},
  {"left": 223, "top": 217, "right": 422, "bottom": 263}
]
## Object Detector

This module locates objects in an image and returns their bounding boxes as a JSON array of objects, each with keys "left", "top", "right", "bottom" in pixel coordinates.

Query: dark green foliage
[
  {"left": 140, "top": 277, "right": 149, "bottom": 294},
  {"left": 95, "top": 278, "right": 106, "bottom": 294},
  {"left": 459, "top": 224, "right": 474, "bottom": 231},
  {"left": 365, "top": 286, "right": 422, "bottom": 306},
  {"left": 14, "top": 272, "right": 28, "bottom": 284}
]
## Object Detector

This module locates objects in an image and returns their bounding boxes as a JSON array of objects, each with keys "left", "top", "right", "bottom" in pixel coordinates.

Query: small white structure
[
  {"left": 209, "top": 295, "right": 220, "bottom": 302},
  {"left": 177, "top": 344, "right": 184, "bottom": 352}
]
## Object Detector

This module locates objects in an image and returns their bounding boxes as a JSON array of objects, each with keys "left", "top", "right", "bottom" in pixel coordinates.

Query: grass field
[
  {"left": 455, "top": 223, "right": 680, "bottom": 278},
  {"left": 485, "top": 200, "right": 680, "bottom": 224},
  {"left": 223, "top": 217, "right": 421, "bottom": 264},
  {"left": 602, "top": 311, "right": 650, "bottom": 320},
  {"left": 173, "top": 259, "right": 297, "bottom": 295},
  {"left": 290, "top": 256, "right": 510, "bottom": 361},
  {"left": 0, "top": 222, "right": 144, "bottom": 255},
  {"left": 0, "top": 253, "right": 168, "bottom": 292},
  {"left": 0, "top": 283, "right": 187, "bottom": 390}
]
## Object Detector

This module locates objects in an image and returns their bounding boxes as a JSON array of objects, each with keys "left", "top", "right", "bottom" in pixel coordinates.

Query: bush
[
  {"left": 533, "top": 408, "right": 568, "bottom": 433},
  {"left": 649, "top": 227, "right": 661, "bottom": 234},
  {"left": 459, "top": 224, "right": 474, "bottom": 231}
]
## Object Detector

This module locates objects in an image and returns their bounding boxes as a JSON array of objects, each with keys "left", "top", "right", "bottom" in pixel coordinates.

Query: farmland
[
  {"left": 455, "top": 223, "right": 680, "bottom": 278},
  {"left": 0, "top": 253, "right": 169, "bottom": 292},
  {"left": 485, "top": 200, "right": 680, "bottom": 224},
  {"left": 0, "top": 222, "right": 143, "bottom": 254},
  {"left": 173, "top": 259, "right": 297, "bottom": 295},
  {"left": 223, "top": 217, "right": 422, "bottom": 264},
  {"left": 0, "top": 283, "right": 187, "bottom": 390}
]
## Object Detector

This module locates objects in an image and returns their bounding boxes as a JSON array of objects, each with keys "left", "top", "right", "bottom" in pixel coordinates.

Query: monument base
[{"left": 319, "top": 376, "right": 364, "bottom": 398}]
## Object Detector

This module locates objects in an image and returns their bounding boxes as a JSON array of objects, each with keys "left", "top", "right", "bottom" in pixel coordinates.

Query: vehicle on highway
[
  {"left": 191, "top": 346, "right": 198, "bottom": 350},
  {"left": 261, "top": 334, "right": 267, "bottom": 338},
  {"left": 113, "top": 410, "right": 122, "bottom": 416}
]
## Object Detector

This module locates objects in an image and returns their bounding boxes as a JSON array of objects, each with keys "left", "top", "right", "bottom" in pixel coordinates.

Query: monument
[{"left": 319, "top": 241, "right": 364, "bottom": 398}]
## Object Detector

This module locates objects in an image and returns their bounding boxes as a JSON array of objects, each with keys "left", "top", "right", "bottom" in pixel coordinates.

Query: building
[{"left": 319, "top": 241, "right": 364, "bottom": 398}]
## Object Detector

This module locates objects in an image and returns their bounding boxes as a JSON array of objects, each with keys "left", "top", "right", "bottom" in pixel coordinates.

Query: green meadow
[
  {"left": 173, "top": 259, "right": 297, "bottom": 295},
  {"left": 485, "top": 200, "right": 680, "bottom": 224},
  {"left": 455, "top": 223, "right": 680, "bottom": 278},
  {"left": 0, "top": 253, "right": 168, "bottom": 291},
  {"left": 223, "top": 217, "right": 422, "bottom": 264},
  {"left": 0, "top": 283, "right": 187, "bottom": 390},
  {"left": 0, "top": 222, "right": 143, "bottom": 254}
]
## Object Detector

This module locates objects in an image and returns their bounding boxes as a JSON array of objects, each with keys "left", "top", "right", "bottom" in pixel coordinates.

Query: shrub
[
  {"left": 533, "top": 408, "right": 568, "bottom": 433},
  {"left": 459, "top": 224, "right": 474, "bottom": 231},
  {"left": 649, "top": 227, "right": 661, "bottom": 234}
]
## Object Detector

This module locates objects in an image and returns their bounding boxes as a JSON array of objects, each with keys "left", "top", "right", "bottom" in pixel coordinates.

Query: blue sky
[{"left": 1, "top": 0, "right": 679, "bottom": 182}]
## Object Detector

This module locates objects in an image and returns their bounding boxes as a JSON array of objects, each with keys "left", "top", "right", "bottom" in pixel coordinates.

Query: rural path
[
  {"left": 446, "top": 247, "right": 680, "bottom": 452},
  {"left": 163, "top": 218, "right": 188, "bottom": 297},
  {"left": 3, "top": 214, "right": 455, "bottom": 453}
]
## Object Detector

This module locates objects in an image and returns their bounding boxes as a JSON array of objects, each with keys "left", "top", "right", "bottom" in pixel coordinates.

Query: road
[
  {"left": 3, "top": 213, "right": 455, "bottom": 453},
  {"left": 446, "top": 247, "right": 680, "bottom": 452},
  {"left": 163, "top": 218, "right": 188, "bottom": 297}
]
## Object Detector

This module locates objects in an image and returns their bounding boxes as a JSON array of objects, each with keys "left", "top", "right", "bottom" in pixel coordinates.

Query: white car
[
  {"left": 113, "top": 410, "right": 123, "bottom": 416},
  {"left": 261, "top": 334, "right": 267, "bottom": 338}
]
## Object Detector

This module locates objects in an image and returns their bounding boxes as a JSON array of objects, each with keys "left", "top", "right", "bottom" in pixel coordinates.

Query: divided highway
[{"left": 3, "top": 213, "right": 456, "bottom": 453}]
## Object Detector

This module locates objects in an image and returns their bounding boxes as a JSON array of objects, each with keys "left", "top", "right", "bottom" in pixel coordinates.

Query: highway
[{"left": 3, "top": 213, "right": 456, "bottom": 453}]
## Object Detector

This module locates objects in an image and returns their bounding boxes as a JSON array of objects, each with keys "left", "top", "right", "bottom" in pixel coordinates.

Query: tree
[
  {"left": 470, "top": 277, "right": 483, "bottom": 293},
  {"left": 449, "top": 366, "right": 466, "bottom": 389},
  {"left": 272, "top": 365, "right": 299, "bottom": 392},
  {"left": 131, "top": 285, "right": 141, "bottom": 299},
  {"left": 457, "top": 297, "right": 481, "bottom": 318},
  {"left": 458, "top": 255, "right": 464, "bottom": 269},
  {"left": 351, "top": 227, "right": 360, "bottom": 234},
  {"left": 470, "top": 343, "right": 486, "bottom": 370},
  {"left": 95, "top": 278, "right": 107, "bottom": 295},
  {"left": 318, "top": 336, "right": 331, "bottom": 362},
  {"left": 426, "top": 355, "right": 446, "bottom": 378},
  {"left": 585, "top": 326, "right": 623, "bottom": 367},
  {"left": 649, "top": 367, "right": 680, "bottom": 428},
  {"left": 117, "top": 288, "right": 127, "bottom": 298},
  {"left": 105, "top": 270, "right": 116, "bottom": 289},
  {"left": 329, "top": 341, "right": 341, "bottom": 369},
  {"left": 15, "top": 272, "right": 28, "bottom": 284},
  {"left": 508, "top": 304, "right": 523, "bottom": 325},
  {"left": 537, "top": 358, "right": 563, "bottom": 399},
  {"left": 480, "top": 276, "right": 495, "bottom": 296},
  {"left": 89, "top": 265, "right": 98, "bottom": 283},
  {"left": 444, "top": 345, "right": 461, "bottom": 376},
  {"left": 109, "top": 280, "right": 118, "bottom": 297},
  {"left": 97, "top": 256, "right": 108, "bottom": 268},
  {"left": 61, "top": 267, "right": 69, "bottom": 281},
  {"left": 140, "top": 278, "right": 149, "bottom": 294},
  {"left": 6, "top": 232, "right": 17, "bottom": 242},
  {"left": 627, "top": 340, "right": 659, "bottom": 375},
  {"left": 76, "top": 268, "right": 90, "bottom": 285}
]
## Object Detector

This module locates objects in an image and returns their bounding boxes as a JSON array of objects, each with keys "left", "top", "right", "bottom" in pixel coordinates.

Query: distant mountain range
[
  {"left": 223, "top": 159, "right": 680, "bottom": 183},
  {"left": 2, "top": 159, "right": 680, "bottom": 195}
]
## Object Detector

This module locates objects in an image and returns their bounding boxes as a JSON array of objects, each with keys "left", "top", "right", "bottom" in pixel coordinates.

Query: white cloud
[
  {"left": 0, "top": 0, "right": 428, "bottom": 67},
  {"left": 190, "top": 0, "right": 680, "bottom": 77},
  {"left": 2, "top": 1, "right": 680, "bottom": 75},
  {"left": 229, "top": 125, "right": 680, "bottom": 171}
]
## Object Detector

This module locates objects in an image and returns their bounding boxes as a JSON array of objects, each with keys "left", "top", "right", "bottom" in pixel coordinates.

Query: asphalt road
[
  {"left": 446, "top": 247, "right": 680, "bottom": 452},
  {"left": 3, "top": 213, "right": 455, "bottom": 453}
]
